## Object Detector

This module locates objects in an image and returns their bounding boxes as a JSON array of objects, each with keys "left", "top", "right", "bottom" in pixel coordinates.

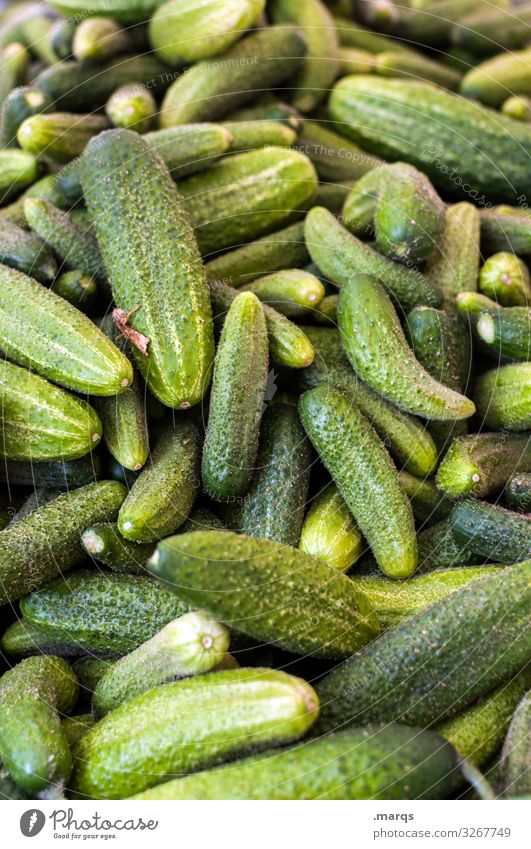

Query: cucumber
[
  {"left": 224, "top": 119, "right": 296, "bottom": 152},
  {"left": 20, "top": 571, "right": 191, "bottom": 655},
  {"left": 329, "top": 76, "right": 531, "bottom": 203},
  {"left": 0, "top": 263, "right": 132, "bottom": 396},
  {"left": 0, "top": 215, "right": 56, "bottom": 282},
  {"left": 0, "top": 481, "right": 125, "bottom": 603},
  {"left": 0, "top": 42, "right": 29, "bottom": 105},
  {"left": 394, "top": 0, "right": 510, "bottom": 46},
  {"left": 202, "top": 292, "right": 269, "bottom": 500},
  {"left": 204, "top": 222, "right": 309, "bottom": 288},
  {"left": 0, "top": 11, "right": 56, "bottom": 66},
  {"left": 179, "top": 147, "right": 317, "bottom": 255},
  {"left": 500, "top": 690, "right": 531, "bottom": 796},
  {"left": 118, "top": 422, "right": 200, "bottom": 543},
  {"left": 375, "top": 50, "right": 462, "bottom": 91},
  {"left": 304, "top": 207, "right": 442, "bottom": 312},
  {"left": 132, "top": 724, "right": 459, "bottom": 800},
  {"left": 49, "top": 0, "right": 166, "bottom": 25},
  {"left": 333, "top": 14, "right": 418, "bottom": 54},
  {"left": 0, "top": 148, "right": 39, "bottom": 203},
  {"left": 105, "top": 83, "right": 156, "bottom": 133},
  {"left": 145, "top": 124, "right": 232, "bottom": 179},
  {"left": 0, "top": 174, "right": 68, "bottom": 228},
  {"left": 297, "top": 325, "right": 438, "bottom": 477},
  {"left": 480, "top": 346, "right": 531, "bottom": 432},
  {"left": 18, "top": 113, "right": 109, "bottom": 164},
  {"left": 73, "top": 658, "right": 114, "bottom": 695},
  {"left": 62, "top": 714, "right": 95, "bottom": 750},
  {"left": 337, "top": 271, "right": 475, "bottom": 420},
  {"left": 476, "top": 307, "right": 531, "bottom": 361},
  {"left": 449, "top": 499, "right": 531, "bottom": 563},
  {"left": 313, "top": 293, "right": 338, "bottom": 325},
  {"left": 299, "top": 385, "right": 416, "bottom": 579},
  {"left": 480, "top": 207, "right": 531, "bottom": 255},
  {"left": 179, "top": 507, "right": 226, "bottom": 534},
  {"left": 296, "top": 120, "right": 382, "bottom": 182},
  {"left": 437, "top": 433, "right": 531, "bottom": 499},
  {"left": 160, "top": 27, "right": 307, "bottom": 127},
  {"left": 72, "top": 16, "right": 130, "bottom": 63},
  {"left": 11, "top": 487, "right": 61, "bottom": 523},
  {"left": 0, "top": 359, "right": 102, "bottom": 462},
  {"left": 502, "top": 95, "right": 531, "bottom": 122},
  {"left": 506, "top": 473, "right": 531, "bottom": 512},
  {"left": 269, "top": 0, "right": 339, "bottom": 112},
  {"left": 313, "top": 181, "right": 356, "bottom": 214},
  {"left": 455, "top": 290, "right": 499, "bottom": 321},
  {"left": 416, "top": 518, "right": 483, "bottom": 573},
  {"left": 315, "top": 561, "right": 531, "bottom": 733},
  {"left": 149, "top": 0, "right": 265, "bottom": 65},
  {"left": 342, "top": 162, "right": 445, "bottom": 264},
  {"left": 149, "top": 529, "right": 379, "bottom": 657},
  {"left": 1, "top": 85, "right": 52, "bottom": 147},
  {"left": 1, "top": 619, "right": 84, "bottom": 658},
  {"left": 429, "top": 202, "right": 481, "bottom": 316},
  {"left": 227, "top": 98, "right": 301, "bottom": 128},
  {"left": 81, "top": 522, "right": 154, "bottom": 574},
  {"left": 220, "top": 403, "right": 311, "bottom": 545},
  {"left": 81, "top": 129, "right": 214, "bottom": 410},
  {"left": 73, "top": 667, "right": 318, "bottom": 799},
  {"left": 298, "top": 483, "right": 363, "bottom": 572},
  {"left": 0, "top": 656, "right": 78, "bottom": 793},
  {"left": 461, "top": 49, "right": 531, "bottom": 108},
  {"left": 338, "top": 46, "right": 376, "bottom": 75},
  {"left": 242, "top": 269, "right": 325, "bottom": 319},
  {"left": 398, "top": 471, "right": 452, "bottom": 524},
  {"left": 479, "top": 252, "right": 531, "bottom": 307},
  {"left": 0, "top": 455, "right": 100, "bottom": 489},
  {"left": 92, "top": 610, "right": 230, "bottom": 716},
  {"left": 451, "top": 5, "right": 531, "bottom": 55},
  {"left": 49, "top": 18, "right": 76, "bottom": 60},
  {"left": 24, "top": 198, "right": 104, "bottom": 279},
  {"left": 53, "top": 270, "right": 98, "bottom": 313}
]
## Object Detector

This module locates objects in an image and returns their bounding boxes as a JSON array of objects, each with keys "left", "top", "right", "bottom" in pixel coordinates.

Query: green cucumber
[
  {"left": 72, "top": 16, "right": 130, "bottom": 63},
  {"left": 0, "top": 359, "right": 102, "bottom": 462},
  {"left": 49, "top": 0, "right": 166, "bottom": 25},
  {"left": 299, "top": 385, "right": 416, "bottom": 579},
  {"left": 11, "top": 488, "right": 61, "bottom": 523},
  {"left": 296, "top": 120, "right": 382, "bottom": 182},
  {"left": 118, "top": 422, "right": 200, "bottom": 542},
  {"left": 455, "top": 290, "right": 499, "bottom": 322},
  {"left": 49, "top": 18, "right": 76, "bottom": 61},
  {"left": 298, "top": 483, "right": 363, "bottom": 572},
  {"left": 416, "top": 518, "right": 483, "bottom": 573},
  {"left": 506, "top": 473, "right": 531, "bottom": 512},
  {"left": 202, "top": 292, "right": 268, "bottom": 500},
  {"left": 315, "top": 561, "right": 531, "bottom": 733},
  {"left": 375, "top": 50, "right": 462, "bottom": 91},
  {"left": 338, "top": 46, "right": 376, "bottom": 75},
  {"left": 329, "top": 76, "right": 531, "bottom": 203},
  {"left": 149, "top": 0, "right": 265, "bottom": 65},
  {"left": 220, "top": 403, "right": 311, "bottom": 545},
  {"left": 313, "top": 293, "right": 338, "bottom": 325},
  {"left": 132, "top": 724, "right": 459, "bottom": 800},
  {"left": 1, "top": 85, "right": 52, "bottom": 147},
  {"left": 502, "top": 95, "right": 531, "bottom": 121},
  {"left": 227, "top": 97, "right": 302, "bottom": 127},
  {"left": 18, "top": 113, "right": 108, "bottom": 164},
  {"left": 449, "top": 499, "right": 531, "bottom": 563},
  {"left": 0, "top": 10, "right": 56, "bottom": 65},
  {"left": 394, "top": 0, "right": 510, "bottom": 46},
  {"left": 437, "top": 433, "right": 531, "bottom": 499},
  {"left": 92, "top": 610, "right": 230, "bottom": 716},
  {"left": 73, "top": 658, "right": 114, "bottom": 695},
  {"left": 81, "top": 129, "right": 214, "bottom": 410},
  {"left": 24, "top": 198, "right": 104, "bottom": 279},
  {"left": 333, "top": 14, "right": 418, "bottom": 54},
  {"left": 0, "top": 656, "right": 78, "bottom": 793},
  {"left": 0, "top": 455, "right": 100, "bottom": 489},
  {"left": 342, "top": 162, "right": 445, "bottom": 264},
  {"left": 398, "top": 471, "right": 452, "bottom": 524},
  {"left": 242, "top": 269, "right": 325, "bottom": 319},
  {"left": 0, "top": 215, "right": 56, "bottom": 282},
  {"left": 476, "top": 307, "right": 531, "bottom": 361},
  {"left": 0, "top": 43, "right": 29, "bottom": 107},
  {"left": 0, "top": 148, "right": 39, "bottom": 203},
  {"left": 304, "top": 207, "right": 442, "bottom": 312},
  {"left": 224, "top": 119, "right": 296, "bottom": 152},
  {"left": 426, "top": 202, "right": 481, "bottom": 315},
  {"left": 204, "top": 222, "right": 309, "bottom": 288},
  {"left": 145, "top": 124, "right": 232, "bottom": 179},
  {"left": 500, "top": 690, "right": 531, "bottom": 796},
  {"left": 160, "top": 27, "right": 307, "bottom": 127},
  {"left": 52, "top": 270, "right": 98, "bottom": 313},
  {"left": 474, "top": 363, "right": 531, "bottom": 430},
  {"left": 149, "top": 529, "right": 379, "bottom": 657},
  {"left": 20, "top": 570, "right": 191, "bottom": 655},
  {"left": 179, "top": 147, "right": 317, "bottom": 254},
  {"left": 0, "top": 174, "right": 68, "bottom": 228},
  {"left": 479, "top": 253, "right": 531, "bottom": 306},
  {"left": 81, "top": 522, "right": 154, "bottom": 574},
  {"left": 480, "top": 207, "right": 531, "bottom": 255},
  {"left": 105, "top": 83, "right": 156, "bottom": 133},
  {"left": 451, "top": 5, "right": 531, "bottom": 55},
  {"left": 179, "top": 507, "right": 226, "bottom": 534},
  {"left": 1, "top": 619, "right": 85, "bottom": 658},
  {"left": 313, "top": 180, "right": 355, "bottom": 214},
  {"left": 0, "top": 481, "right": 125, "bottom": 603},
  {"left": 337, "top": 271, "right": 475, "bottom": 420},
  {"left": 461, "top": 49, "right": 531, "bottom": 108},
  {"left": 62, "top": 714, "right": 95, "bottom": 750}
]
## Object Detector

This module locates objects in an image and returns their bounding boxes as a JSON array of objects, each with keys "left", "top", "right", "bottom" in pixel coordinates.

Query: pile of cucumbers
[{"left": 0, "top": 0, "right": 530, "bottom": 802}]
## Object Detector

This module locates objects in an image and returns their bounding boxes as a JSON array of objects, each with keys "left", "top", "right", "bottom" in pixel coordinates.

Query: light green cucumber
[
  {"left": 455, "top": 290, "right": 500, "bottom": 321},
  {"left": 72, "top": 16, "right": 130, "bottom": 63},
  {"left": 296, "top": 119, "right": 382, "bottom": 182},
  {"left": 375, "top": 49, "right": 462, "bottom": 90},
  {"left": 242, "top": 269, "right": 325, "bottom": 319},
  {"left": 105, "top": 84, "right": 156, "bottom": 134},
  {"left": 506, "top": 472, "right": 531, "bottom": 512},
  {"left": 145, "top": 124, "right": 232, "bottom": 179},
  {"left": 149, "top": 529, "right": 379, "bottom": 657},
  {"left": 338, "top": 46, "right": 376, "bottom": 75},
  {"left": 398, "top": 471, "right": 452, "bottom": 524},
  {"left": 500, "top": 690, "right": 531, "bottom": 796},
  {"left": 476, "top": 307, "right": 531, "bottom": 361},
  {"left": 17, "top": 113, "right": 108, "bottom": 164},
  {"left": 461, "top": 49, "right": 531, "bottom": 108},
  {"left": 449, "top": 500, "right": 531, "bottom": 564},
  {"left": 1, "top": 619, "right": 85, "bottom": 659},
  {"left": 52, "top": 270, "right": 98, "bottom": 313},
  {"left": 313, "top": 293, "right": 338, "bottom": 325},
  {"left": 1, "top": 85, "right": 52, "bottom": 148},
  {"left": 298, "top": 483, "right": 363, "bottom": 572},
  {"left": 0, "top": 214, "right": 56, "bottom": 282},
  {"left": 426, "top": 202, "right": 481, "bottom": 316},
  {"left": 502, "top": 95, "right": 531, "bottom": 121},
  {"left": 437, "top": 433, "right": 531, "bottom": 499},
  {"left": 480, "top": 207, "right": 531, "bottom": 255},
  {"left": 224, "top": 119, "right": 296, "bottom": 152},
  {"left": 24, "top": 198, "right": 104, "bottom": 279},
  {"left": 0, "top": 148, "right": 39, "bottom": 203},
  {"left": 92, "top": 610, "right": 230, "bottom": 716},
  {"left": 81, "top": 522, "right": 154, "bottom": 574},
  {"left": 479, "top": 253, "right": 531, "bottom": 306},
  {"left": 49, "top": 0, "right": 165, "bottom": 25}
]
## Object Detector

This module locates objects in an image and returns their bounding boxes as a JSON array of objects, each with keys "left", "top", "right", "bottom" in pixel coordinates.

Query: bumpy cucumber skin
[
  {"left": 81, "top": 129, "right": 214, "bottom": 410},
  {"left": 0, "top": 656, "right": 78, "bottom": 793},
  {"left": 73, "top": 658, "right": 114, "bottom": 696},
  {"left": 298, "top": 484, "right": 363, "bottom": 572},
  {"left": 0, "top": 149, "right": 39, "bottom": 203},
  {"left": 0, "top": 481, "right": 126, "bottom": 603},
  {"left": 304, "top": 206, "right": 441, "bottom": 312},
  {"left": 150, "top": 529, "right": 379, "bottom": 657},
  {"left": 160, "top": 27, "right": 307, "bottom": 127},
  {"left": 480, "top": 208, "right": 531, "bottom": 255},
  {"left": 24, "top": 198, "right": 104, "bottom": 279},
  {"left": 179, "top": 147, "right": 317, "bottom": 255},
  {"left": 500, "top": 690, "right": 531, "bottom": 796},
  {"left": 62, "top": 714, "right": 95, "bottom": 750},
  {"left": 0, "top": 216, "right": 56, "bottom": 284},
  {"left": 461, "top": 50, "right": 531, "bottom": 108},
  {"left": 242, "top": 269, "right": 325, "bottom": 319},
  {"left": 0, "top": 454, "right": 100, "bottom": 489},
  {"left": 436, "top": 433, "right": 531, "bottom": 499},
  {"left": 299, "top": 385, "right": 417, "bottom": 579},
  {"left": 119, "top": 422, "right": 201, "bottom": 542},
  {"left": 398, "top": 471, "right": 452, "bottom": 525},
  {"left": 485, "top": 357, "right": 530, "bottom": 430},
  {"left": 506, "top": 473, "right": 531, "bottom": 512},
  {"left": 297, "top": 119, "right": 382, "bottom": 182},
  {"left": 315, "top": 561, "right": 531, "bottom": 733},
  {"left": 221, "top": 403, "right": 312, "bottom": 545},
  {"left": 329, "top": 76, "right": 531, "bottom": 203},
  {"left": 20, "top": 571, "right": 191, "bottom": 655},
  {"left": 479, "top": 252, "right": 531, "bottom": 307},
  {"left": 477, "top": 307, "right": 531, "bottom": 361},
  {"left": 203, "top": 292, "right": 269, "bottom": 500},
  {"left": 1, "top": 619, "right": 83, "bottom": 659},
  {"left": 82, "top": 522, "right": 154, "bottom": 574},
  {"left": 18, "top": 113, "right": 109, "bottom": 163},
  {"left": 0, "top": 359, "right": 102, "bottom": 462},
  {"left": 297, "top": 326, "right": 438, "bottom": 477},
  {"left": 145, "top": 124, "right": 232, "bottom": 178},
  {"left": 338, "top": 271, "right": 475, "bottom": 421},
  {"left": 416, "top": 518, "right": 482, "bottom": 573},
  {"left": 133, "top": 724, "right": 459, "bottom": 800},
  {"left": 49, "top": 0, "right": 166, "bottom": 24},
  {"left": 449, "top": 499, "right": 531, "bottom": 564},
  {"left": 426, "top": 202, "right": 481, "bottom": 314},
  {"left": 72, "top": 668, "right": 318, "bottom": 799}
]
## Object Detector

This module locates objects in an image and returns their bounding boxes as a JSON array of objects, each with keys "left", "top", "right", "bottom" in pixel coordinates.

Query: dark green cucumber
[
  {"left": 298, "top": 483, "right": 363, "bottom": 572},
  {"left": 1, "top": 85, "right": 52, "bottom": 147},
  {"left": 315, "top": 561, "right": 531, "bottom": 733},
  {"left": 242, "top": 269, "right": 325, "bottom": 319},
  {"left": 0, "top": 174, "right": 68, "bottom": 228},
  {"left": 333, "top": 14, "right": 419, "bottom": 54},
  {"left": 73, "top": 658, "right": 114, "bottom": 695},
  {"left": 0, "top": 656, "right": 78, "bottom": 793},
  {"left": 452, "top": 5, "right": 531, "bottom": 55},
  {"left": 24, "top": 198, "right": 104, "bottom": 279},
  {"left": 0, "top": 455, "right": 100, "bottom": 489},
  {"left": 81, "top": 522, "right": 154, "bottom": 574},
  {"left": 461, "top": 49, "right": 531, "bottom": 109},
  {"left": 449, "top": 500, "right": 531, "bottom": 563},
  {"left": 62, "top": 714, "right": 95, "bottom": 750},
  {"left": 92, "top": 610, "right": 230, "bottom": 716},
  {"left": 398, "top": 471, "right": 452, "bottom": 524},
  {"left": 133, "top": 724, "right": 459, "bottom": 800},
  {"left": 20, "top": 571, "right": 191, "bottom": 655},
  {"left": 313, "top": 293, "right": 338, "bottom": 325},
  {"left": 304, "top": 207, "right": 442, "bottom": 313},
  {"left": 145, "top": 124, "right": 233, "bottom": 179},
  {"left": 49, "top": 18, "right": 76, "bottom": 60},
  {"left": 329, "top": 76, "right": 531, "bottom": 203},
  {"left": 375, "top": 50, "right": 462, "bottom": 91},
  {"left": 0, "top": 481, "right": 125, "bottom": 603},
  {"left": 500, "top": 690, "right": 531, "bottom": 796},
  {"left": 1, "top": 619, "right": 85, "bottom": 658},
  {"left": 227, "top": 96, "right": 302, "bottom": 127},
  {"left": 506, "top": 473, "right": 531, "bottom": 512},
  {"left": 474, "top": 363, "right": 531, "bottom": 430},
  {"left": 72, "top": 16, "right": 130, "bottom": 63},
  {"left": 159, "top": 27, "right": 307, "bottom": 127},
  {"left": 0, "top": 214, "right": 56, "bottom": 282},
  {"left": 179, "top": 507, "right": 226, "bottom": 534},
  {"left": 0, "top": 148, "right": 39, "bottom": 203},
  {"left": 224, "top": 120, "right": 296, "bottom": 152},
  {"left": 476, "top": 307, "right": 531, "bottom": 361},
  {"left": 179, "top": 147, "right": 317, "bottom": 255},
  {"left": 52, "top": 270, "right": 98, "bottom": 313},
  {"left": 416, "top": 518, "right": 483, "bottom": 573},
  {"left": 149, "top": 529, "right": 379, "bottom": 658},
  {"left": 296, "top": 120, "right": 382, "bottom": 182},
  {"left": 479, "top": 252, "right": 531, "bottom": 306},
  {"left": 0, "top": 359, "right": 102, "bottom": 462},
  {"left": 105, "top": 83, "right": 156, "bottom": 133},
  {"left": 0, "top": 43, "right": 29, "bottom": 108},
  {"left": 202, "top": 292, "right": 269, "bottom": 500},
  {"left": 18, "top": 113, "right": 109, "bottom": 164},
  {"left": 82, "top": 130, "right": 214, "bottom": 409},
  {"left": 480, "top": 207, "right": 531, "bottom": 255},
  {"left": 118, "top": 422, "right": 200, "bottom": 543},
  {"left": 437, "top": 433, "right": 531, "bottom": 499},
  {"left": 299, "top": 385, "right": 416, "bottom": 579},
  {"left": 220, "top": 403, "right": 311, "bottom": 545}
]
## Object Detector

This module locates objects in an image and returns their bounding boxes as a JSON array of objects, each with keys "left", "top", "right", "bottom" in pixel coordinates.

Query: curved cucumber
[
  {"left": 476, "top": 307, "right": 531, "bottom": 361},
  {"left": 81, "top": 522, "right": 155, "bottom": 574},
  {"left": 298, "top": 483, "right": 363, "bottom": 572},
  {"left": 449, "top": 499, "right": 531, "bottom": 563},
  {"left": 18, "top": 113, "right": 108, "bottom": 164},
  {"left": 242, "top": 269, "right": 325, "bottom": 319},
  {"left": 0, "top": 215, "right": 56, "bottom": 282},
  {"left": 436, "top": 433, "right": 531, "bottom": 499}
]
